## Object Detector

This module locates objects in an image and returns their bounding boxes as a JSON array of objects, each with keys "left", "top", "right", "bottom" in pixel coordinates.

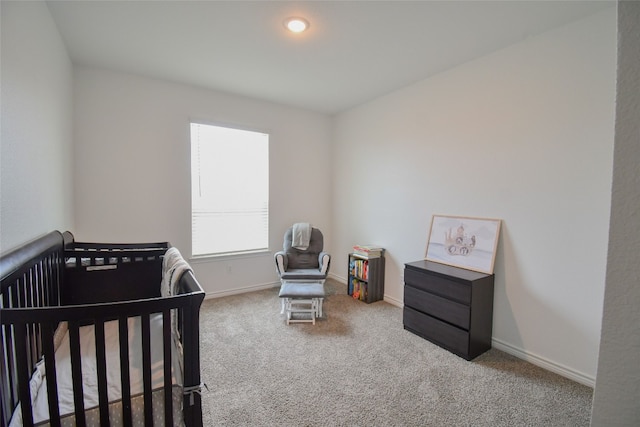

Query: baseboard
[
  {"left": 384, "top": 295, "right": 403, "bottom": 307},
  {"left": 491, "top": 338, "right": 595, "bottom": 388},
  {"left": 328, "top": 272, "right": 346, "bottom": 283},
  {"left": 210, "top": 273, "right": 346, "bottom": 299},
  {"left": 205, "top": 281, "right": 279, "bottom": 299},
  {"left": 207, "top": 273, "right": 349, "bottom": 299}
]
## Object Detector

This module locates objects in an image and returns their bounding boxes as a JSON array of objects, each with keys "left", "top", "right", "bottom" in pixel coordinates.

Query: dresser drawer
[
  {"left": 403, "top": 306, "right": 469, "bottom": 358},
  {"left": 404, "top": 285, "right": 470, "bottom": 329},
  {"left": 404, "top": 268, "right": 470, "bottom": 304}
]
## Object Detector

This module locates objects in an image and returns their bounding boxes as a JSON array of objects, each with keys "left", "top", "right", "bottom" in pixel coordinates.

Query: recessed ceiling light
[{"left": 284, "top": 17, "right": 309, "bottom": 33}]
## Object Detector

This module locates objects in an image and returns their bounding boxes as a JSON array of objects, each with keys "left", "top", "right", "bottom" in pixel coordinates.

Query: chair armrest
[
  {"left": 318, "top": 252, "right": 331, "bottom": 275},
  {"left": 275, "top": 251, "right": 288, "bottom": 276}
]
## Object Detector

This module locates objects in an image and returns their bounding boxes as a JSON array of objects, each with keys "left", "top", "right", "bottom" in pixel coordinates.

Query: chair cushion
[
  {"left": 279, "top": 282, "right": 326, "bottom": 298},
  {"left": 283, "top": 227, "right": 324, "bottom": 269},
  {"left": 280, "top": 269, "right": 327, "bottom": 280}
]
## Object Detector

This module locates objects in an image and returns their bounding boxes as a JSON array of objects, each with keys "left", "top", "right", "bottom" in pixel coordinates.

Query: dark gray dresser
[{"left": 403, "top": 260, "right": 494, "bottom": 360}]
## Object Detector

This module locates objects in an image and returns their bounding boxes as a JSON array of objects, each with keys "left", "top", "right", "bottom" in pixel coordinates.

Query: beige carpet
[{"left": 198, "top": 278, "right": 593, "bottom": 426}]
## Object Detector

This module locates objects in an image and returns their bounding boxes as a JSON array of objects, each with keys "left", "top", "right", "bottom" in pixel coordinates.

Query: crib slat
[
  {"left": 0, "top": 391, "right": 6, "bottom": 427},
  {"left": 12, "top": 279, "right": 20, "bottom": 309},
  {"left": 0, "top": 326, "right": 11, "bottom": 427},
  {"left": 41, "top": 322, "right": 61, "bottom": 427},
  {"left": 141, "top": 314, "right": 153, "bottom": 426},
  {"left": 162, "top": 309, "right": 173, "bottom": 427},
  {"left": 119, "top": 316, "right": 133, "bottom": 426},
  {"left": 35, "top": 261, "right": 43, "bottom": 308},
  {"left": 95, "top": 319, "right": 110, "bottom": 425},
  {"left": 26, "top": 269, "right": 40, "bottom": 371},
  {"left": 14, "top": 323, "right": 34, "bottom": 427},
  {"left": 68, "top": 321, "right": 87, "bottom": 427},
  {"left": 42, "top": 256, "right": 51, "bottom": 308},
  {"left": 1, "top": 291, "right": 18, "bottom": 419},
  {"left": 51, "top": 252, "right": 61, "bottom": 306},
  {"left": 32, "top": 264, "right": 43, "bottom": 369},
  {"left": 22, "top": 273, "right": 36, "bottom": 371}
]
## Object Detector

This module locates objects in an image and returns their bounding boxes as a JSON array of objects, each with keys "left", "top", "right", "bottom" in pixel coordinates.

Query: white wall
[
  {"left": 591, "top": 2, "right": 640, "bottom": 425},
  {"left": 0, "top": 1, "right": 74, "bottom": 253},
  {"left": 331, "top": 8, "right": 616, "bottom": 385},
  {"left": 2, "top": 0, "right": 621, "bottom": 394},
  {"left": 73, "top": 67, "right": 332, "bottom": 296}
]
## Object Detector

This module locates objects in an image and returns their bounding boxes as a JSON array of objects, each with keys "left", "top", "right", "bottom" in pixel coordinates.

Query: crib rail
[
  {"left": 63, "top": 237, "right": 169, "bottom": 305},
  {"left": 0, "top": 232, "right": 64, "bottom": 305}
]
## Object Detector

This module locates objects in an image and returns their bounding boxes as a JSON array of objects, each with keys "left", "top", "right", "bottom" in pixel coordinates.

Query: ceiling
[{"left": 46, "top": 1, "right": 613, "bottom": 115}]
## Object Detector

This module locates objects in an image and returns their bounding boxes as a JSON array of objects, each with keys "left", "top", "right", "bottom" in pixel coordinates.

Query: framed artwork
[{"left": 425, "top": 215, "right": 501, "bottom": 274}]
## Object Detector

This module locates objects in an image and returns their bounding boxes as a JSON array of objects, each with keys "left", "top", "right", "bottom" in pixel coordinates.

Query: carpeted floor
[{"left": 198, "top": 279, "right": 593, "bottom": 426}]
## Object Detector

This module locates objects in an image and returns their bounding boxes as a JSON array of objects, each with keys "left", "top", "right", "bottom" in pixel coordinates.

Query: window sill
[{"left": 189, "top": 249, "right": 271, "bottom": 263}]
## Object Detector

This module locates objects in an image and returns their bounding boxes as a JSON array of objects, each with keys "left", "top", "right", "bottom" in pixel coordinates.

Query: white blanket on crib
[{"left": 161, "top": 247, "right": 192, "bottom": 297}]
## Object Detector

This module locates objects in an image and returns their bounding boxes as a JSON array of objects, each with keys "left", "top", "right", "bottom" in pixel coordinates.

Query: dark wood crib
[{"left": 0, "top": 231, "right": 205, "bottom": 427}]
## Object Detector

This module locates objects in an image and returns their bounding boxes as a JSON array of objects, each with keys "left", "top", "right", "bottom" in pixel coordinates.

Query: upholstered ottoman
[{"left": 279, "top": 280, "right": 326, "bottom": 325}]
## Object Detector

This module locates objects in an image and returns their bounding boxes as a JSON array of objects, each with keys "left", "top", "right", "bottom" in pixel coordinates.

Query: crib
[{"left": 0, "top": 231, "right": 205, "bottom": 427}]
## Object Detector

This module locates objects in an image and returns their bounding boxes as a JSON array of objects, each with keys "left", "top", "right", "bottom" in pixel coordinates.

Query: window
[{"left": 191, "top": 122, "right": 269, "bottom": 257}]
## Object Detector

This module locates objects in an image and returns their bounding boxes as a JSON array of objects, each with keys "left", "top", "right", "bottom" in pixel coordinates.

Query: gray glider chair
[{"left": 275, "top": 225, "right": 331, "bottom": 281}]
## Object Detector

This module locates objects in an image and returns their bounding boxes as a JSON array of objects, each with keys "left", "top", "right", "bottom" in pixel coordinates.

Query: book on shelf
[
  {"left": 349, "top": 258, "right": 368, "bottom": 280},
  {"left": 352, "top": 245, "right": 384, "bottom": 258},
  {"left": 349, "top": 277, "right": 368, "bottom": 301}
]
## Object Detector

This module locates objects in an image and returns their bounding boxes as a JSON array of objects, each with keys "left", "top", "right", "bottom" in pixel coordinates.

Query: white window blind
[{"left": 191, "top": 122, "right": 269, "bottom": 256}]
